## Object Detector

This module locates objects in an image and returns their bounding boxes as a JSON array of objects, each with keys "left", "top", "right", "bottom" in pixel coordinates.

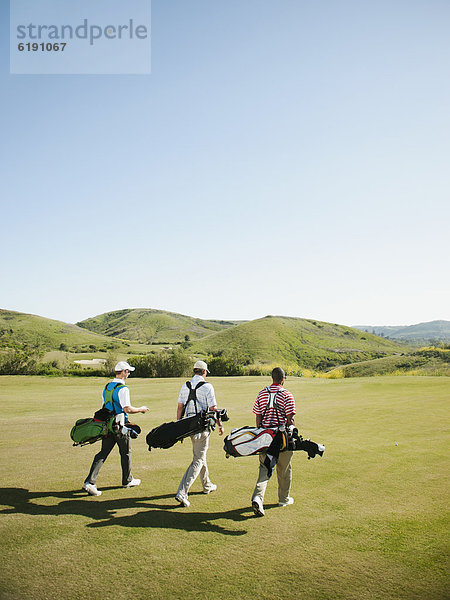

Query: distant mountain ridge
[
  {"left": 2, "top": 307, "right": 444, "bottom": 370},
  {"left": 353, "top": 320, "right": 450, "bottom": 344}
]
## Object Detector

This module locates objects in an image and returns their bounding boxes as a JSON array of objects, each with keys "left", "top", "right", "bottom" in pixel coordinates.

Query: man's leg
[
  {"left": 252, "top": 452, "right": 270, "bottom": 504},
  {"left": 85, "top": 435, "right": 116, "bottom": 485},
  {"left": 276, "top": 450, "right": 293, "bottom": 503},
  {"left": 197, "top": 431, "right": 215, "bottom": 492},
  {"left": 177, "top": 432, "right": 210, "bottom": 498},
  {"left": 116, "top": 434, "right": 132, "bottom": 486}
]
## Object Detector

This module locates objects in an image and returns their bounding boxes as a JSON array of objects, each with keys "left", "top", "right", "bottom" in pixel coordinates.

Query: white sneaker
[
  {"left": 278, "top": 497, "right": 294, "bottom": 507},
  {"left": 123, "top": 478, "right": 141, "bottom": 488},
  {"left": 252, "top": 497, "right": 265, "bottom": 517},
  {"left": 83, "top": 483, "right": 102, "bottom": 496},
  {"left": 203, "top": 483, "right": 217, "bottom": 494},
  {"left": 175, "top": 494, "right": 190, "bottom": 507}
]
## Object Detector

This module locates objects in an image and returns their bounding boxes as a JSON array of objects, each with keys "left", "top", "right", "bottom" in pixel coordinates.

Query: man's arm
[
  {"left": 177, "top": 402, "right": 184, "bottom": 420},
  {"left": 210, "top": 405, "right": 224, "bottom": 435},
  {"left": 206, "top": 386, "right": 224, "bottom": 435},
  {"left": 255, "top": 414, "right": 262, "bottom": 428},
  {"left": 119, "top": 386, "right": 148, "bottom": 414},
  {"left": 286, "top": 392, "right": 296, "bottom": 426},
  {"left": 124, "top": 405, "right": 148, "bottom": 414}
]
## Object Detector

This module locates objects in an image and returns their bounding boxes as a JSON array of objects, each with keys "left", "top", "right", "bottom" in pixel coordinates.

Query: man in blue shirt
[{"left": 83, "top": 361, "right": 148, "bottom": 496}]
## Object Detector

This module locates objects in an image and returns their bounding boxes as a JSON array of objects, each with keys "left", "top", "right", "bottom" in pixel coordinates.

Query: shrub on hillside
[
  {"left": 34, "top": 362, "right": 64, "bottom": 376},
  {"left": 131, "top": 349, "right": 191, "bottom": 378},
  {"left": 413, "top": 347, "right": 450, "bottom": 362},
  {"left": 65, "top": 368, "right": 107, "bottom": 377},
  {"left": 0, "top": 347, "right": 43, "bottom": 375},
  {"left": 208, "top": 355, "right": 245, "bottom": 376},
  {"left": 207, "top": 349, "right": 253, "bottom": 376},
  {"left": 102, "top": 352, "right": 118, "bottom": 376}
]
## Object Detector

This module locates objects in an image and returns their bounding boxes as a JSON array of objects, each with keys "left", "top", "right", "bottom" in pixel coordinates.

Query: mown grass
[{"left": 0, "top": 376, "right": 448, "bottom": 600}]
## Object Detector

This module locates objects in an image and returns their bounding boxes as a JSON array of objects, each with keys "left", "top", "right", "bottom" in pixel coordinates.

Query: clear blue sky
[{"left": 1, "top": 0, "right": 449, "bottom": 326}]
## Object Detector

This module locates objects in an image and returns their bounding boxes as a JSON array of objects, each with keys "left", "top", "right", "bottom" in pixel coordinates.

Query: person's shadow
[{"left": 0, "top": 487, "right": 278, "bottom": 536}]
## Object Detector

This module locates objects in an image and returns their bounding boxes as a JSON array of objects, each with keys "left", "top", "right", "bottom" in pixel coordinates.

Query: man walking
[
  {"left": 83, "top": 361, "right": 148, "bottom": 496},
  {"left": 251, "top": 367, "right": 296, "bottom": 517},
  {"left": 175, "top": 360, "right": 224, "bottom": 507}
]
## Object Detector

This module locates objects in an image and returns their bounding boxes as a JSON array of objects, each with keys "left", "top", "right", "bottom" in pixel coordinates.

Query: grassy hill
[
  {"left": 191, "top": 315, "right": 407, "bottom": 369},
  {"left": 4, "top": 308, "right": 438, "bottom": 375},
  {"left": 354, "top": 320, "right": 450, "bottom": 344},
  {"left": 77, "top": 308, "right": 241, "bottom": 344},
  {"left": 326, "top": 347, "right": 450, "bottom": 377},
  {"left": 0, "top": 309, "right": 148, "bottom": 353}
]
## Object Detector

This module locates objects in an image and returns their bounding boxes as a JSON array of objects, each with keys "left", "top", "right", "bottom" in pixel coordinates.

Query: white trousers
[
  {"left": 252, "top": 450, "right": 293, "bottom": 504},
  {"left": 177, "top": 430, "right": 214, "bottom": 497}
]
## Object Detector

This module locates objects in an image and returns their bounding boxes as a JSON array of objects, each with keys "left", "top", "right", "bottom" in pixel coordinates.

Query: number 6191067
[{"left": 18, "top": 42, "right": 67, "bottom": 51}]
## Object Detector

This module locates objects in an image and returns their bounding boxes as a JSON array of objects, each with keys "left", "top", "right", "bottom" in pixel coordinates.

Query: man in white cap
[
  {"left": 175, "top": 360, "right": 224, "bottom": 507},
  {"left": 83, "top": 361, "right": 149, "bottom": 496}
]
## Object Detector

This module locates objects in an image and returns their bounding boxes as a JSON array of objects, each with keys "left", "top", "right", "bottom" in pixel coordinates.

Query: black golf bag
[
  {"left": 146, "top": 413, "right": 210, "bottom": 450},
  {"left": 146, "top": 409, "right": 229, "bottom": 451}
]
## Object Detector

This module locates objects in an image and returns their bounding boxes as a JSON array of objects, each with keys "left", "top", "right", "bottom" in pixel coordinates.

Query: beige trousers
[
  {"left": 252, "top": 450, "right": 293, "bottom": 504},
  {"left": 177, "top": 430, "right": 214, "bottom": 498}
]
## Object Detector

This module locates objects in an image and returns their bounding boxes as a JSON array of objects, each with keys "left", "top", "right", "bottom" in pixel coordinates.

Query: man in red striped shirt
[{"left": 251, "top": 367, "right": 296, "bottom": 517}]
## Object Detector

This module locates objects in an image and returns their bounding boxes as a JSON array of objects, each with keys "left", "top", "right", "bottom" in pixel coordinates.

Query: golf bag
[
  {"left": 146, "top": 409, "right": 229, "bottom": 451},
  {"left": 223, "top": 426, "right": 288, "bottom": 457},
  {"left": 70, "top": 382, "right": 142, "bottom": 447},
  {"left": 223, "top": 425, "right": 325, "bottom": 477},
  {"left": 147, "top": 378, "right": 229, "bottom": 451},
  {"left": 224, "top": 425, "right": 289, "bottom": 477},
  {"left": 287, "top": 427, "right": 325, "bottom": 459},
  {"left": 146, "top": 413, "right": 210, "bottom": 450},
  {"left": 70, "top": 416, "right": 115, "bottom": 446},
  {"left": 71, "top": 415, "right": 141, "bottom": 447}
]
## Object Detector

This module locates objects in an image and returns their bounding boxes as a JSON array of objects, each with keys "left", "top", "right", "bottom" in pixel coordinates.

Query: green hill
[
  {"left": 1, "top": 308, "right": 426, "bottom": 372},
  {"left": 353, "top": 320, "right": 450, "bottom": 344},
  {"left": 327, "top": 347, "right": 450, "bottom": 377},
  {"left": 77, "top": 308, "right": 240, "bottom": 344},
  {"left": 191, "top": 315, "right": 407, "bottom": 369},
  {"left": 0, "top": 309, "right": 144, "bottom": 353}
]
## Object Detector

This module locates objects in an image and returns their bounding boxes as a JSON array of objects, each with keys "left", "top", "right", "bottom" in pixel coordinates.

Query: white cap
[
  {"left": 115, "top": 361, "right": 135, "bottom": 372},
  {"left": 194, "top": 360, "right": 209, "bottom": 372}
]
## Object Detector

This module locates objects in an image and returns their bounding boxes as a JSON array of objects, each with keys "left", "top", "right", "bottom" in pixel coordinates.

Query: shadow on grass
[{"left": 0, "top": 488, "right": 278, "bottom": 536}]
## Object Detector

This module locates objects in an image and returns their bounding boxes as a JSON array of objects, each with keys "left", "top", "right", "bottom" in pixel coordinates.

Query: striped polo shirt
[{"left": 253, "top": 384, "right": 296, "bottom": 428}]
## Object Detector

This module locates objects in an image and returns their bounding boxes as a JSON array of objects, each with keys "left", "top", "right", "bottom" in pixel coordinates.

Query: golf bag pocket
[
  {"left": 224, "top": 426, "right": 280, "bottom": 457},
  {"left": 70, "top": 417, "right": 112, "bottom": 446},
  {"left": 93, "top": 406, "right": 114, "bottom": 422}
]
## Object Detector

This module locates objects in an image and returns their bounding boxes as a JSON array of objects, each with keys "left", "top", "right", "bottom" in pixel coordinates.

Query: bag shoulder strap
[
  {"left": 182, "top": 380, "right": 207, "bottom": 417},
  {"left": 103, "top": 382, "right": 125, "bottom": 415},
  {"left": 261, "top": 386, "right": 282, "bottom": 426}
]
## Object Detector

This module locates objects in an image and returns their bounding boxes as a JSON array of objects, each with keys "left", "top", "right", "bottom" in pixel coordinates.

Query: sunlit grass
[{"left": 0, "top": 375, "right": 448, "bottom": 600}]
